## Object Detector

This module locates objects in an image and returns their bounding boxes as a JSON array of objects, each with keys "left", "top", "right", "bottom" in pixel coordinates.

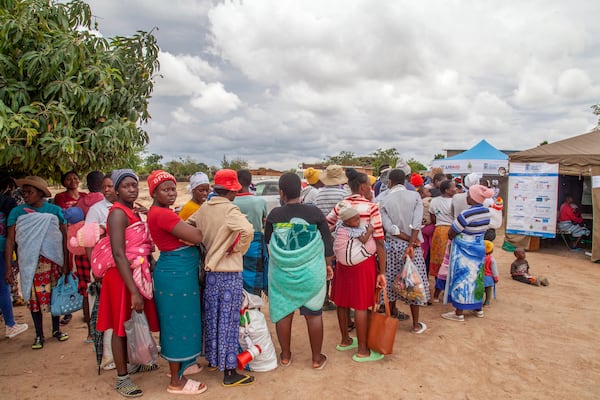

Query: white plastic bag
[
  {"left": 239, "top": 290, "right": 277, "bottom": 371},
  {"left": 124, "top": 311, "right": 158, "bottom": 366}
]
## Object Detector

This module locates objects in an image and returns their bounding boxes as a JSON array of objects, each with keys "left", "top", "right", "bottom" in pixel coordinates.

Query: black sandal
[
  {"left": 391, "top": 310, "right": 410, "bottom": 321},
  {"left": 223, "top": 374, "right": 255, "bottom": 387},
  {"left": 59, "top": 314, "right": 72, "bottom": 326},
  {"left": 31, "top": 336, "right": 44, "bottom": 349},
  {"left": 52, "top": 331, "right": 69, "bottom": 341}
]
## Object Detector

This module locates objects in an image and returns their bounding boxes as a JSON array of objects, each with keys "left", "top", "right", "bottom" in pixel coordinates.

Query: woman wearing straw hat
[{"left": 5, "top": 176, "right": 70, "bottom": 349}]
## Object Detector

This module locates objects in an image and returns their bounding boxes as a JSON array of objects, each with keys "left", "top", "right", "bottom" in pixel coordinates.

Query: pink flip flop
[{"left": 166, "top": 379, "right": 207, "bottom": 395}]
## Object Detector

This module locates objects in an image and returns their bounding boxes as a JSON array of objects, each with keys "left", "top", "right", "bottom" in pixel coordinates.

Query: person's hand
[
  {"left": 376, "top": 274, "right": 387, "bottom": 288},
  {"left": 131, "top": 291, "right": 144, "bottom": 313},
  {"left": 403, "top": 245, "right": 415, "bottom": 260},
  {"left": 494, "top": 277, "right": 499, "bottom": 283},
  {"left": 5, "top": 270, "right": 13, "bottom": 285},
  {"left": 134, "top": 202, "right": 148, "bottom": 215},
  {"left": 326, "top": 265, "right": 334, "bottom": 280}
]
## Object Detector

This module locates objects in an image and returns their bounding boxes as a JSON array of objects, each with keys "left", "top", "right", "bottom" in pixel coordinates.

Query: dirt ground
[{"left": 1, "top": 183, "right": 599, "bottom": 399}]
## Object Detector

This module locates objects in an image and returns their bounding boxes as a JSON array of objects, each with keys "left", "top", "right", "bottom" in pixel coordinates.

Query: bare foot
[{"left": 312, "top": 354, "right": 328, "bottom": 369}]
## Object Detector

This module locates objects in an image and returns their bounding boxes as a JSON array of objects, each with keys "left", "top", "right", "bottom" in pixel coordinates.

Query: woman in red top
[
  {"left": 96, "top": 169, "right": 159, "bottom": 398},
  {"left": 53, "top": 171, "right": 87, "bottom": 209},
  {"left": 146, "top": 170, "right": 207, "bottom": 395},
  {"left": 54, "top": 171, "right": 88, "bottom": 326},
  {"left": 558, "top": 195, "right": 590, "bottom": 249}
]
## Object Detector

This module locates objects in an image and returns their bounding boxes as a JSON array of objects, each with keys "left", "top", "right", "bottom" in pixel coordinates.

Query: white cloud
[
  {"left": 154, "top": 51, "right": 220, "bottom": 96},
  {"left": 189, "top": 82, "right": 241, "bottom": 114},
  {"left": 556, "top": 68, "right": 593, "bottom": 98},
  {"left": 170, "top": 107, "right": 195, "bottom": 124},
  {"left": 85, "top": 0, "right": 600, "bottom": 169}
]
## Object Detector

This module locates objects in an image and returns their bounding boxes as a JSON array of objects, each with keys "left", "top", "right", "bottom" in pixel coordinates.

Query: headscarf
[
  {"left": 463, "top": 173, "right": 482, "bottom": 189},
  {"left": 111, "top": 169, "right": 138, "bottom": 190},
  {"left": 189, "top": 172, "right": 209, "bottom": 191}
]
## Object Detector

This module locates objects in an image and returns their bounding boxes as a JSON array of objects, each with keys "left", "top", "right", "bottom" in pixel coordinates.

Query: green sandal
[
  {"left": 115, "top": 376, "right": 143, "bottom": 398},
  {"left": 31, "top": 336, "right": 44, "bottom": 350},
  {"left": 52, "top": 331, "right": 69, "bottom": 341}
]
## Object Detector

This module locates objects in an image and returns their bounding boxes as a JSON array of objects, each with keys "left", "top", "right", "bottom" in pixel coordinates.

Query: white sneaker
[
  {"left": 441, "top": 311, "right": 464, "bottom": 322},
  {"left": 472, "top": 310, "right": 484, "bottom": 318},
  {"left": 5, "top": 322, "right": 28, "bottom": 338}
]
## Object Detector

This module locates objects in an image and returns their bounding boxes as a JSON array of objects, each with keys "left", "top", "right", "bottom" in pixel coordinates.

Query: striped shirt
[
  {"left": 451, "top": 204, "right": 490, "bottom": 235},
  {"left": 327, "top": 194, "right": 385, "bottom": 240},
  {"left": 315, "top": 186, "right": 347, "bottom": 217}
]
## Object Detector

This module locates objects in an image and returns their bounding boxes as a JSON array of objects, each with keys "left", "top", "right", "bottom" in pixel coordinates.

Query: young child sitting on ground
[
  {"left": 510, "top": 248, "right": 549, "bottom": 286},
  {"left": 333, "top": 203, "right": 376, "bottom": 266},
  {"left": 483, "top": 240, "right": 499, "bottom": 305}
]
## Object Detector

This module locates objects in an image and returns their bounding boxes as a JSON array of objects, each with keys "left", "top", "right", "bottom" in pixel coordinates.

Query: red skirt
[
  {"left": 330, "top": 256, "right": 377, "bottom": 310},
  {"left": 96, "top": 267, "right": 159, "bottom": 337}
]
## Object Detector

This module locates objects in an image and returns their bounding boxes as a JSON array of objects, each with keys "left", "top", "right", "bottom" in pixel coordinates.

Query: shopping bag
[
  {"left": 367, "top": 287, "right": 398, "bottom": 355},
  {"left": 124, "top": 311, "right": 158, "bottom": 366},
  {"left": 238, "top": 291, "right": 277, "bottom": 371},
  {"left": 393, "top": 254, "right": 427, "bottom": 303},
  {"left": 51, "top": 273, "right": 83, "bottom": 316}
]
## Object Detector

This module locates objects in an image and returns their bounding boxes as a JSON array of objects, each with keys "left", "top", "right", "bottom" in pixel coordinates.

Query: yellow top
[{"left": 178, "top": 199, "right": 201, "bottom": 221}]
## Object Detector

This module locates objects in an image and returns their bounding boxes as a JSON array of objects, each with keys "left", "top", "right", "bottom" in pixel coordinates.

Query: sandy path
[{"left": 2, "top": 183, "right": 598, "bottom": 399}]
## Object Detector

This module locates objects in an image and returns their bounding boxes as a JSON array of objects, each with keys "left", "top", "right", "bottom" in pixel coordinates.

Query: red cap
[
  {"left": 214, "top": 169, "right": 242, "bottom": 191},
  {"left": 147, "top": 170, "right": 176, "bottom": 197},
  {"left": 410, "top": 173, "right": 424, "bottom": 187}
]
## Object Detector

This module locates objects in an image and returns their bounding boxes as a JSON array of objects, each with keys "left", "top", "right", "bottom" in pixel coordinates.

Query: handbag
[
  {"left": 367, "top": 287, "right": 399, "bottom": 355},
  {"left": 51, "top": 273, "right": 84, "bottom": 316}
]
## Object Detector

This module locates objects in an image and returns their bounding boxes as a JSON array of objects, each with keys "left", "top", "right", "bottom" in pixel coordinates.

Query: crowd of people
[{"left": 1, "top": 163, "right": 565, "bottom": 397}]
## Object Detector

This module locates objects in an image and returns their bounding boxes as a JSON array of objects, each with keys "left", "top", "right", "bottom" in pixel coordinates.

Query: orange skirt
[{"left": 430, "top": 225, "right": 451, "bottom": 277}]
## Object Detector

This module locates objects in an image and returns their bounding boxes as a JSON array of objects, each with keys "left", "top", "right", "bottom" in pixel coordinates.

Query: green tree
[
  {"left": 325, "top": 151, "right": 359, "bottom": 165},
  {"left": 0, "top": 0, "right": 160, "bottom": 177},
  {"left": 165, "top": 157, "right": 209, "bottom": 180},
  {"left": 370, "top": 148, "right": 399, "bottom": 174},
  {"left": 220, "top": 154, "right": 248, "bottom": 171},
  {"left": 141, "top": 153, "right": 163, "bottom": 174},
  {"left": 406, "top": 158, "right": 427, "bottom": 173},
  {"left": 592, "top": 103, "right": 600, "bottom": 126},
  {"left": 433, "top": 153, "right": 445, "bottom": 160}
]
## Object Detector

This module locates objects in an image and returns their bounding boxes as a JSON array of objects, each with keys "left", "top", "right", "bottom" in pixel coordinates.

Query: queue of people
[{"left": 1, "top": 164, "right": 563, "bottom": 398}]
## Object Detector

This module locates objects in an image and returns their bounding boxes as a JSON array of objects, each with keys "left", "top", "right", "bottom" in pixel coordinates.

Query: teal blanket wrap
[{"left": 268, "top": 219, "right": 326, "bottom": 323}]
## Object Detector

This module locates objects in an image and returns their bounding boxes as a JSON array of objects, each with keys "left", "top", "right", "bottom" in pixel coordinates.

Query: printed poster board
[{"left": 506, "top": 162, "right": 559, "bottom": 238}]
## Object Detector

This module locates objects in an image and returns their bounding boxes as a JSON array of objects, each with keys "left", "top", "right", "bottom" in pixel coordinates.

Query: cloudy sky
[{"left": 87, "top": 0, "right": 600, "bottom": 170}]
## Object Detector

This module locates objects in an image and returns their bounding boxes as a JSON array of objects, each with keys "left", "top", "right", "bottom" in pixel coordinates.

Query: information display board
[{"left": 506, "top": 162, "right": 559, "bottom": 238}]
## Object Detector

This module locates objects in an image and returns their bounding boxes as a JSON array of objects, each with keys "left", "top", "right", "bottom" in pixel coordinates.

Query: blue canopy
[
  {"left": 445, "top": 139, "right": 508, "bottom": 160},
  {"left": 431, "top": 139, "right": 508, "bottom": 174}
]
